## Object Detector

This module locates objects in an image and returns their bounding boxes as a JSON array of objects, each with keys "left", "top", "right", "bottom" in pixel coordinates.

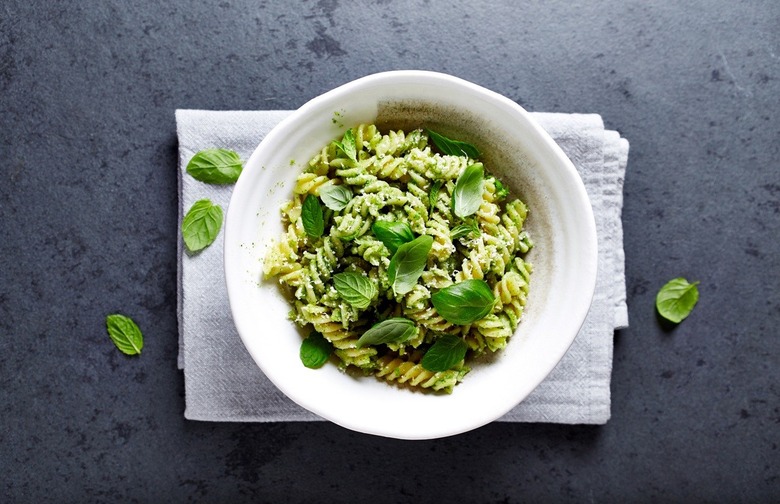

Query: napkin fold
[{"left": 176, "top": 110, "right": 629, "bottom": 424}]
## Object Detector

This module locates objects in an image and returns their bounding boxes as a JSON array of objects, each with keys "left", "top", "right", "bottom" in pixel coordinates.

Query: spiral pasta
[{"left": 263, "top": 124, "right": 533, "bottom": 393}]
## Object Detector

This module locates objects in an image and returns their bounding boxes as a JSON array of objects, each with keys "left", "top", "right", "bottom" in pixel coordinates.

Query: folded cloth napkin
[{"left": 176, "top": 110, "right": 629, "bottom": 424}]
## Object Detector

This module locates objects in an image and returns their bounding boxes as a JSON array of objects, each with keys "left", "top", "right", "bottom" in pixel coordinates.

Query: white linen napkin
[{"left": 176, "top": 109, "right": 629, "bottom": 424}]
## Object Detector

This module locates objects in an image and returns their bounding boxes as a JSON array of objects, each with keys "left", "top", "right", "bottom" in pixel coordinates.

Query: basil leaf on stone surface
[
  {"left": 428, "top": 180, "right": 443, "bottom": 215},
  {"left": 302, "top": 194, "right": 324, "bottom": 238},
  {"left": 182, "top": 199, "right": 223, "bottom": 252},
  {"left": 319, "top": 184, "right": 352, "bottom": 211},
  {"left": 427, "top": 130, "right": 481, "bottom": 159},
  {"left": 431, "top": 279, "right": 495, "bottom": 325},
  {"left": 388, "top": 235, "right": 433, "bottom": 296},
  {"left": 331, "top": 128, "right": 357, "bottom": 162},
  {"left": 656, "top": 277, "right": 700, "bottom": 324},
  {"left": 333, "top": 271, "right": 377, "bottom": 310},
  {"left": 356, "top": 317, "right": 416, "bottom": 348},
  {"left": 105, "top": 314, "right": 144, "bottom": 355},
  {"left": 371, "top": 221, "right": 415, "bottom": 255},
  {"left": 185, "top": 148, "right": 243, "bottom": 184},
  {"left": 421, "top": 334, "right": 468, "bottom": 372},
  {"left": 300, "top": 331, "right": 333, "bottom": 369},
  {"left": 450, "top": 220, "right": 481, "bottom": 240},
  {"left": 453, "top": 163, "right": 485, "bottom": 218}
]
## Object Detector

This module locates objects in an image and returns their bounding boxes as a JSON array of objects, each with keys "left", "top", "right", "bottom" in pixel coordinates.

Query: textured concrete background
[{"left": 1, "top": 0, "right": 778, "bottom": 502}]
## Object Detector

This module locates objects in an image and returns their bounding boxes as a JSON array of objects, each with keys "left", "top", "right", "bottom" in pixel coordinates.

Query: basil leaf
[
  {"left": 427, "top": 130, "right": 481, "bottom": 158},
  {"left": 302, "top": 194, "right": 324, "bottom": 238},
  {"left": 431, "top": 279, "right": 495, "bottom": 325},
  {"left": 182, "top": 199, "right": 223, "bottom": 252},
  {"left": 493, "top": 177, "right": 509, "bottom": 200},
  {"left": 388, "top": 235, "right": 433, "bottom": 295},
  {"left": 105, "top": 314, "right": 144, "bottom": 355},
  {"left": 656, "top": 277, "right": 700, "bottom": 323},
  {"left": 453, "top": 163, "right": 485, "bottom": 218},
  {"left": 185, "top": 148, "right": 243, "bottom": 184},
  {"left": 421, "top": 334, "right": 468, "bottom": 372},
  {"left": 428, "top": 180, "right": 442, "bottom": 215},
  {"left": 332, "top": 129, "right": 357, "bottom": 162},
  {"left": 300, "top": 331, "right": 333, "bottom": 369},
  {"left": 371, "top": 221, "right": 415, "bottom": 255},
  {"left": 450, "top": 220, "right": 480, "bottom": 240},
  {"left": 319, "top": 185, "right": 352, "bottom": 211},
  {"left": 356, "top": 317, "right": 416, "bottom": 348},
  {"left": 333, "top": 272, "right": 377, "bottom": 310}
]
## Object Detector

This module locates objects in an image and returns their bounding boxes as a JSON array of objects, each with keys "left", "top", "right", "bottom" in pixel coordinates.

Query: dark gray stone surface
[{"left": 1, "top": 1, "right": 778, "bottom": 502}]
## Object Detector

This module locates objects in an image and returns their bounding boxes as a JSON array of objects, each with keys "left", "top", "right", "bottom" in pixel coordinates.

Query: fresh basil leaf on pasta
[
  {"left": 357, "top": 317, "right": 416, "bottom": 348},
  {"left": 332, "top": 129, "right": 357, "bottom": 162},
  {"left": 453, "top": 163, "right": 484, "bottom": 218},
  {"left": 428, "top": 180, "right": 443, "bottom": 215},
  {"left": 300, "top": 331, "right": 333, "bottom": 369},
  {"left": 319, "top": 185, "right": 352, "bottom": 211},
  {"left": 333, "top": 272, "right": 376, "bottom": 310},
  {"left": 186, "top": 148, "right": 243, "bottom": 184},
  {"left": 450, "top": 220, "right": 480, "bottom": 240},
  {"left": 302, "top": 194, "right": 324, "bottom": 238},
  {"left": 105, "top": 314, "right": 144, "bottom": 355},
  {"left": 493, "top": 177, "right": 509, "bottom": 200},
  {"left": 182, "top": 199, "right": 223, "bottom": 252},
  {"left": 372, "top": 221, "right": 415, "bottom": 255},
  {"left": 656, "top": 277, "right": 700, "bottom": 323},
  {"left": 432, "top": 279, "right": 495, "bottom": 325},
  {"left": 421, "top": 334, "right": 468, "bottom": 372},
  {"left": 388, "top": 235, "right": 433, "bottom": 295},
  {"left": 427, "top": 130, "right": 481, "bottom": 158}
]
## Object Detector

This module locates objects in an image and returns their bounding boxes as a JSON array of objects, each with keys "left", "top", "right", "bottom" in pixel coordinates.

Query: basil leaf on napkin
[
  {"left": 431, "top": 279, "right": 495, "bottom": 325},
  {"left": 421, "top": 334, "right": 468, "bottom": 372},
  {"left": 182, "top": 199, "right": 223, "bottom": 252},
  {"left": 388, "top": 235, "right": 433, "bottom": 295},
  {"left": 656, "top": 277, "right": 700, "bottom": 323},
  {"left": 186, "top": 148, "right": 243, "bottom": 184},
  {"left": 333, "top": 271, "right": 376, "bottom": 310},
  {"left": 105, "top": 314, "right": 144, "bottom": 355},
  {"left": 356, "top": 317, "right": 416, "bottom": 348}
]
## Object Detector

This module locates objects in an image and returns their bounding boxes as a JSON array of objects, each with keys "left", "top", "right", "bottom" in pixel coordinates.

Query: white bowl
[{"left": 225, "top": 70, "right": 597, "bottom": 439}]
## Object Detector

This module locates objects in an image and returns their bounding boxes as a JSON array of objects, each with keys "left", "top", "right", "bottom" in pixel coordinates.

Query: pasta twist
[{"left": 375, "top": 353, "right": 469, "bottom": 393}]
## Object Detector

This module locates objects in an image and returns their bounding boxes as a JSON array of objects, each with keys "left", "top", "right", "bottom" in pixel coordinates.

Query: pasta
[{"left": 263, "top": 125, "right": 533, "bottom": 393}]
